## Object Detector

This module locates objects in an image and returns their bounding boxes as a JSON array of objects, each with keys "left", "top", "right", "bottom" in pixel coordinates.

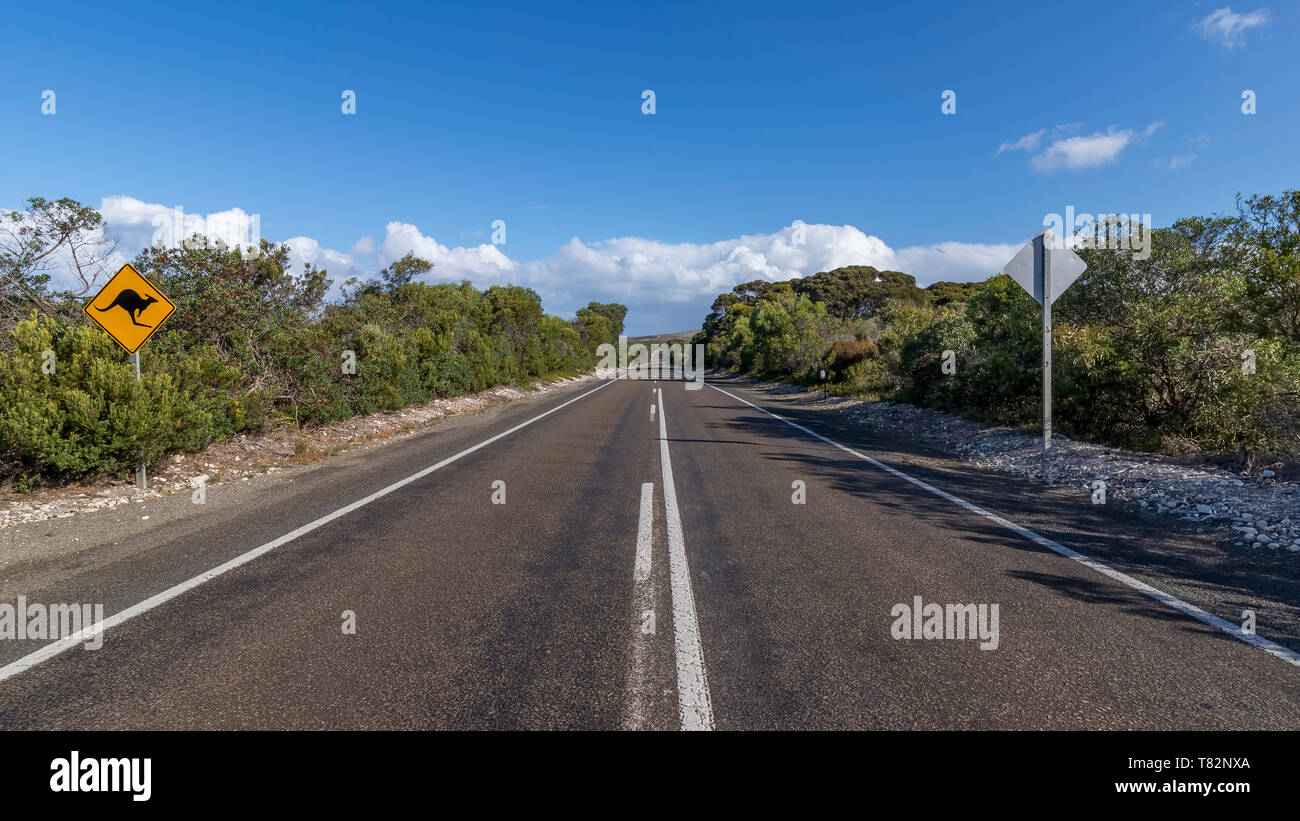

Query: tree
[
  {"left": 925, "top": 279, "right": 987, "bottom": 307},
  {"left": 749, "top": 291, "right": 830, "bottom": 377},
  {"left": 134, "top": 239, "right": 330, "bottom": 351},
  {"left": 1234, "top": 191, "right": 1300, "bottom": 343},
  {"left": 792, "top": 267, "right": 927, "bottom": 319},
  {"left": 0, "top": 197, "right": 117, "bottom": 334},
  {"left": 575, "top": 301, "right": 626, "bottom": 349},
  {"left": 343, "top": 251, "right": 433, "bottom": 300}
]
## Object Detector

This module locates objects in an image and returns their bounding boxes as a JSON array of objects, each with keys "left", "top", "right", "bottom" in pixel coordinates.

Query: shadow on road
[{"left": 702, "top": 372, "right": 1300, "bottom": 654}]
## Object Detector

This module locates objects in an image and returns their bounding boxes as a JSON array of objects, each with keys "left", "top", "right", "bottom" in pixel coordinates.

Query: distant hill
[{"left": 627, "top": 331, "right": 700, "bottom": 344}]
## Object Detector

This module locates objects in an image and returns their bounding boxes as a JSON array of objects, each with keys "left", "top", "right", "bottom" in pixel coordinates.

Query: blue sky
[{"left": 2, "top": 0, "right": 1295, "bottom": 334}]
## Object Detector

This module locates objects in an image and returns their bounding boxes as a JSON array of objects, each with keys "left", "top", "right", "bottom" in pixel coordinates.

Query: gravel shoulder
[{"left": 740, "top": 375, "right": 1300, "bottom": 556}]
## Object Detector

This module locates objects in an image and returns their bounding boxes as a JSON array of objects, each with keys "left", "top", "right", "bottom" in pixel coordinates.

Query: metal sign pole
[
  {"left": 133, "top": 351, "right": 146, "bottom": 490},
  {"left": 1040, "top": 234, "right": 1052, "bottom": 452},
  {"left": 1001, "top": 228, "right": 1086, "bottom": 454}
]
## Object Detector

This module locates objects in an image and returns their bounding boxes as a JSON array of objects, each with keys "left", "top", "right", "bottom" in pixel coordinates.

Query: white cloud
[
  {"left": 392, "top": 222, "right": 1007, "bottom": 308},
  {"left": 996, "top": 129, "right": 1045, "bottom": 155},
  {"left": 305, "top": 220, "right": 1015, "bottom": 326},
  {"left": 1027, "top": 123, "right": 1162, "bottom": 173},
  {"left": 501, "top": 224, "right": 1012, "bottom": 329},
  {"left": 99, "top": 195, "right": 171, "bottom": 229},
  {"left": 38, "top": 195, "right": 1020, "bottom": 332},
  {"left": 283, "top": 235, "right": 359, "bottom": 275},
  {"left": 1195, "top": 7, "right": 1270, "bottom": 48},
  {"left": 526, "top": 223, "right": 895, "bottom": 303},
  {"left": 379, "top": 221, "right": 516, "bottom": 278},
  {"left": 1156, "top": 154, "right": 1197, "bottom": 171},
  {"left": 99, "top": 195, "right": 261, "bottom": 252},
  {"left": 891, "top": 241, "right": 1022, "bottom": 283}
]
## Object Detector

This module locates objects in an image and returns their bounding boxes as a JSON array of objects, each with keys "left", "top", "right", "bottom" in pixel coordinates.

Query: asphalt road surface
[{"left": 1, "top": 373, "right": 1297, "bottom": 730}]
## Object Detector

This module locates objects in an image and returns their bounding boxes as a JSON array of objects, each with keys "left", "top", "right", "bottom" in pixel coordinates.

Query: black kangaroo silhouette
[{"left": 96, "top": 289, "right": 159, "bottom": 328}]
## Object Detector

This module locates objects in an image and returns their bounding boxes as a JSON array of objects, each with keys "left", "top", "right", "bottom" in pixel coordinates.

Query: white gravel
[{"left": 780, "top": 384, "right": 1300, "bottom": 556}]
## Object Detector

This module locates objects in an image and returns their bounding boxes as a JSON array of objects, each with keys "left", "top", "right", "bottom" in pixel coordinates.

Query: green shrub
[
  {"left": 1, "top": 242, "right": 622, "bottom": 486},
  {"left": 696, "top": 192, "right": 1300, "bottom": 460},
  {"left": 0, "top": 317, "right": 224, "bottom": 479}
]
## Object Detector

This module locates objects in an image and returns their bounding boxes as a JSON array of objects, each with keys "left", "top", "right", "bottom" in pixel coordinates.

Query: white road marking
[
  {"left": 634, "top": 482, "right": 654, "bottom": 584},
  {"left": 0, "top": 377, "right": 619, "bottom": 684},
  {"left": 626, "top": 481, "right": 657, "bottom": 730},
  {"left": 709, "top": 383, "right": 1300, "bottom": 670},
  {"left": 657, "top": 387, "right": 715, "bottom": 729}
]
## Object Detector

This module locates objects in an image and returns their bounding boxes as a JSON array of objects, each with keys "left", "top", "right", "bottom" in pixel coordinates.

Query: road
[{"left": 1, "top": 373, "right": 1298, "bottom": 730}]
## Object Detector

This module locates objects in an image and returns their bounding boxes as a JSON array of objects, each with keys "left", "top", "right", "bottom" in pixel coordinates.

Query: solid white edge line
[
  {"left": 708, "top": 383, "right": 1300, "bottom": 670},
  {"left": 0, "top": 376, "right": 620, "bottom": 684},
  {"left": 658, "top": 387, "right": 715, "bottom": 729}
]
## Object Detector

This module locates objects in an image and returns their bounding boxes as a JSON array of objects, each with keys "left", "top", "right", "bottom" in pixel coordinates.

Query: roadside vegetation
[
  {"left": 696, "top": 192, "right": 1300, "bottom": 465},
  {"left": 0, "top": 197, "right": 625, "bottom": 487}
]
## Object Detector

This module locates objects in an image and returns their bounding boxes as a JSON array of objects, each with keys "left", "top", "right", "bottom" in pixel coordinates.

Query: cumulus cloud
[
  {"left": 379, "top": 221, "right": 516, "bottom": 278},
  {"left": 372, "top": 221, "right": 1011, "bottom": 328},
  {"left": 521, "top": 223, "right": 896, "bottom": 304},
  {"left": 511, "top": 225, "right": 1013, "bottom": 332},
  {"left": 283, "top": 235, "right": 361, "bottom": 277},
  {"left": 891, "top": 241, "right": 1022, "bottom": 283},
  {"left": 100, "top": 195, "right": 261, "bottom": 252},
  {"left": 99, "top": 196, "right": 171, "bottom": 231},
  {"left": 1194, "top": 7, "right": 1270, "bottom": 48},
  {"left": 1003, "top": 120, "right": 1159, "bottom": 172},
  {"left": 69, "top": 195, "right": 1018, "bottom": 332}
]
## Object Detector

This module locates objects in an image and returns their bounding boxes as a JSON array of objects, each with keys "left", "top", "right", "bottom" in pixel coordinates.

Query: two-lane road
[{"left": 1, "top": 374, "right": 1297, "bottom": 729}]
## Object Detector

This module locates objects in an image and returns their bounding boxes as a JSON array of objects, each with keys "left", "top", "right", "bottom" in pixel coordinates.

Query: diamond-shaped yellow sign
[{"left": 83, "top": 263, "right": 176, "bottom": 354}]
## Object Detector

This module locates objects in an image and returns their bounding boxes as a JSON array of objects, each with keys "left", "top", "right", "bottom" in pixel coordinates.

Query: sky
[{"left": 2, "top": 0, "right": 1295, "bottom": 335}]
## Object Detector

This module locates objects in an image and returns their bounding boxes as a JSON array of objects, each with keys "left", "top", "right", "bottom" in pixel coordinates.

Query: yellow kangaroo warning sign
[{"left": 84, "top": 263, "right": 176, "bottom": 354}]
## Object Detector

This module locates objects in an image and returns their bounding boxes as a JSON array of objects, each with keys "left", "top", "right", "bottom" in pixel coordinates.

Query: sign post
[
  {"left": 1041, "top": 237, "right": 1052, "bottom": 451},
  {"left": 1001, "top": 230, "right": 1086, "bottom": 451},
  {"left": 133, "top": 352, "right": 146, "bottom": 489},
  {"left": 84, "top": 263, "right": 177, "bottom": 490}
]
